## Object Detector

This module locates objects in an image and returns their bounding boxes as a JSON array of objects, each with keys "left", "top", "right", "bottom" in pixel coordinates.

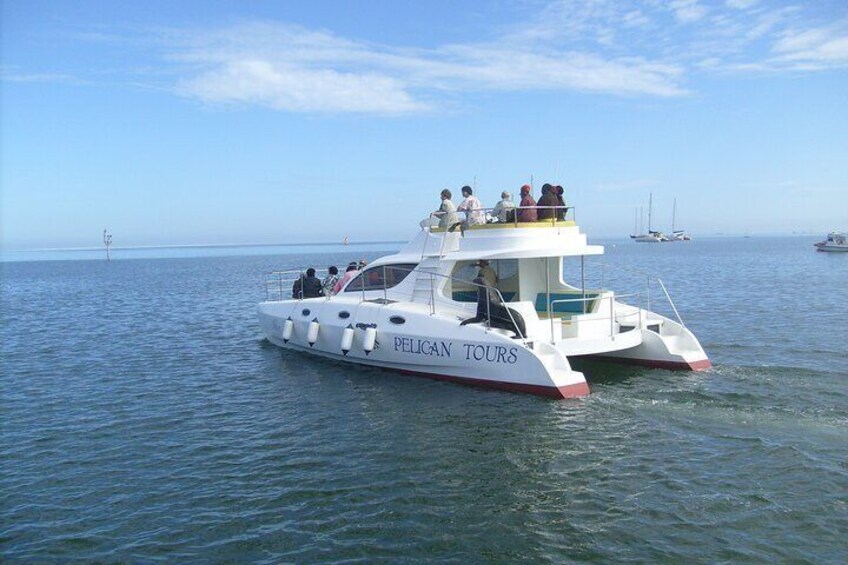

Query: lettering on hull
[{"left": 392, "top": 336, "right": 518, "bottom": 365}]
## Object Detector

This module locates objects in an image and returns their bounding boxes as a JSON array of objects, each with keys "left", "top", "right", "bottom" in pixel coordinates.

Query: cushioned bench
[
  {"left": 452, "top": 290, "right": 516, "bottom": 303},
  {"left": 535, "top": 292, "right": 599, "bottom": 314}
]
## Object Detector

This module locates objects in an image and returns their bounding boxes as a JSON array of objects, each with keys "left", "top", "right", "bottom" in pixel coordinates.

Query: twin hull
[{"left": 258, "top": 299, "right": 590, "bottom": 398}]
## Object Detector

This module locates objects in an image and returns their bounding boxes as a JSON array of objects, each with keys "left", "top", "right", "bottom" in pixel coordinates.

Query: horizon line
[{"left": 2, "top": 239, "right": 409, "bottom": 253}]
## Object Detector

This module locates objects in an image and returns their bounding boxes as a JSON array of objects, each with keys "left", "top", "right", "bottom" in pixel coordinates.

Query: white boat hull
[
  {"left": 259, "top": 220, "right": 711, "bottom": 399},
  {"left": 815, "top": 244, "right": 848, "bottom": 252},
  {"left": 259, "top": 299, "right": 590, "bottom": 398}
]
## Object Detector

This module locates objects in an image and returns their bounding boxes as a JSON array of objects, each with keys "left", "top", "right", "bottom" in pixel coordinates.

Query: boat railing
[
  {"left": 590, "top": 261, "right": 686, "bottom": 327},
  {"left": 375, "top": 264, "right": 528, "bottom": 342},
  {"left": 546, "top": 292, "right": 643, "bottom": 344},
  {"left": 426, "top": 204, "right": 576, "bottom": 230},
  {"left": 421, "top": 205, "right": 577, "bottom": 259},
  {"left": 265, "top": 268, "right": 332, "bottom": 301}
]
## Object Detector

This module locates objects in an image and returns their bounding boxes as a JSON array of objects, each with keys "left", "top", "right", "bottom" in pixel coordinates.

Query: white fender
[
  {"left": 282, "top": 317, "right": 293, "bottom": 343},
  {"left": 341, "top": 324, "right": 354, "bottom": 356},
  {"left": 307, "top": 318, "right": 319, "bottom": 347},
  {"left": 363, "top": 326, "right": 377, "bottom": 355}
]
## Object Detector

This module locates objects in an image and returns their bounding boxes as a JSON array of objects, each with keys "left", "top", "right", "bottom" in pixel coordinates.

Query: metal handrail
[
  {"left": 384, "top": 264, "right": 528, "bottom": 342},
  {"left": 545, "top": 292, "right": 642, "bottom": 343},
  {"left": 571, "top": 260, "right": 687, "bottom": 328},
  {"left": 277, "top": 262, "right": 528, "bottom": 342},
  {"left": 426, "top": 205, "right": 576, "bottom": 231},
  {"left": 656, "top": 279, "right": 684, "bottom": 327},
  {"left": 265, "top": 268, "right": 333, "bottom": 301}
]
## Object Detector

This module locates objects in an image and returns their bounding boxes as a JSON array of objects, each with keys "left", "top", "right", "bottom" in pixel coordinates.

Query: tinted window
[{"left": 344, "top": 263, "right": 418, "bottom": 292}]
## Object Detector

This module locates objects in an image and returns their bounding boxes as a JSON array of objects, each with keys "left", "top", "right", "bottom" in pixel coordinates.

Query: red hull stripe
[
  {"left": 278, "top": 343, "right": 590, "bottom": 398},
  {"left": 391, "top": 367, "right": 590, "bottom": 399},
  {"left": 587, "top": 355, "right": 712, "bottom": 371}
]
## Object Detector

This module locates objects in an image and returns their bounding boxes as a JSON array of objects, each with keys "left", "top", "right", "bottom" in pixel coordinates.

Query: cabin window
[
  {"left": 449, "top": 259, "right": 518, "bottom": 302},
  {"left": 344, "top": 263, "right": 418, "bottom": 292}
]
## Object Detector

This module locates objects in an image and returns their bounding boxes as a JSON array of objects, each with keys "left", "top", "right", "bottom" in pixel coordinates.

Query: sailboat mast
[
  {"left": 648, "top": 193, "right": 653, "bottom": 232},
  {"left": 672, "top": 198, "right": 677, "bottom": 232}
]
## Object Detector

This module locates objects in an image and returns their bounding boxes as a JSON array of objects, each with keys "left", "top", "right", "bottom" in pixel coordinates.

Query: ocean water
[{"left": 2, "top": 237, "right": 846, "bottom": 563}]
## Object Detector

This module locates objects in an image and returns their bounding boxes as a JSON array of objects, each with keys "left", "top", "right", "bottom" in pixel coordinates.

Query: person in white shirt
[
  {"left": 492, "top": 191, "right": 515, "bottom": 223},
  {"left": 433, "top": 189, "right": 459, "bottom": 230},
  {"left": 457, "top": 185, "right": 485, "bottom": 231}
]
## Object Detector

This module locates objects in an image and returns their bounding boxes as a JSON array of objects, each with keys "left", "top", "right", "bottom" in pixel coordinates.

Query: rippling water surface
[{"left": 2, "top": 237, "right": 846, "bottom": 563}]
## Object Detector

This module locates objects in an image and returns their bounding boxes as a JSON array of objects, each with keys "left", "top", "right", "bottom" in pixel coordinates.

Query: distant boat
[
  {"left": 343, "top": 236, "right": 349, "bottom": 246},
  {"left": 631, "top": 194, "right": 666, "bottom": 242},
  {"left": 668, "top": 198, "right": 691, "bottom": 241},
  {"left": 814, "top": 232, "right": 848, "bottom": 252}
]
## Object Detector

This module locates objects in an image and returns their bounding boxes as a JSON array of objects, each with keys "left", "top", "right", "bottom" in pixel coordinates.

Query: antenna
[{"left": 103, "top": 229, "right": 112, "bottom": 261}]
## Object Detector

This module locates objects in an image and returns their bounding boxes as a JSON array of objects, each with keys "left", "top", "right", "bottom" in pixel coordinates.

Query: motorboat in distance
[
  {"left": 814, "top": 232, "right": 848, "bottom": 252},
  {"left": 259, "top": 206, "right": 711, "bottom": 399}
]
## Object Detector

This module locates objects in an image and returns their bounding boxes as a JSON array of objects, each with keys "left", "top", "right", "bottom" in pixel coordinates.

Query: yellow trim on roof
[{"left": 430, "top": 220, "right": 576, "bottom": 233}]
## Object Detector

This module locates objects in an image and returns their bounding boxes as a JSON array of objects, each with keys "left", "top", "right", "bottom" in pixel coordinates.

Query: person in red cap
[{"left": 517, "top": 184, "right": 537, "bottom": 222}]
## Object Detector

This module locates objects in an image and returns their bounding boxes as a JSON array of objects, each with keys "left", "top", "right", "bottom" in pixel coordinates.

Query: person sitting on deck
[
  {"left": 536, "top": 183, "right": 559, "bottom": 221},
  {"left": 517, "top": 184, "right": 537, "bottom": 222},
  {"left": 433, "top": 189, "right": 460, "bottom": 231},
  {"left": 322, "top": 265, "right": 339, "bottom": 296},
  {"left": 332, "top": 263, "right": 360, "bottom": 294},
  {"left": 492, "top": 191, "right": 515, "bottom": 223},
  {"left": 459, "top": 275, "right": 526, "bottom": 338},
  {"left": 457, "top": 185, "right": 485, "bottom": 231},
  {"left": 293, "top": 267, "right": 324, "bottom": 299},
  {"left": 555, "top": 185, "right": 566, "bottom": 220}
]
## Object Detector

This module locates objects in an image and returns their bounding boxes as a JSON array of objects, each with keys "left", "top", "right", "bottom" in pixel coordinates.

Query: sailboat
[
  {"left": 668, "top": 198, "right": 691, "bottom": 241},
  {"left": 631, "top": 194, "right": 665, "bottom": 242}
]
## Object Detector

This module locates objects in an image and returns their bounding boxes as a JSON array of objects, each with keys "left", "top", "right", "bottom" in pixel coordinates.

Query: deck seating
[
  {"left": 452, "top": 290, "right": 516, "bottom": 302},
  {"left": 535, "top": 292, "right": 599, "bottom": 314}
]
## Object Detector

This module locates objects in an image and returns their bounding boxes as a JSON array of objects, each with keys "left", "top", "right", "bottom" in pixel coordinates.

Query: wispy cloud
[
  {"left": 6, "top": 1, "right": 846, "bottom": 115},
  {"left": 163, "top": 21, "right": 687, "bottom": 115},
  {"left": 0, "top": 67, "right": 84, "bottom": 85},
  {"left": 669, "top": 0, "right": 708, "bottom": 24},
  {"left": 771, "top": 23, "right": 848, "bottom": 68}
]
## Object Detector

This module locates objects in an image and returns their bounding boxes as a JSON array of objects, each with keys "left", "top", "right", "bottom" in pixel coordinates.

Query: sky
[{"left": 2, "top": 0, "right": 847, "bottom": 249}]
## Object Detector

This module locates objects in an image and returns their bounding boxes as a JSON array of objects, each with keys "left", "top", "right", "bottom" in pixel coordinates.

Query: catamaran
[
  {"left": 668, "top": 198, "right": 691, "bottom": 241},
  {"left": 259, "top": 204, "right": 710, "bottom": 398},
  {"left": 631, "top": 193, "right": 668, "bottom": 242}
]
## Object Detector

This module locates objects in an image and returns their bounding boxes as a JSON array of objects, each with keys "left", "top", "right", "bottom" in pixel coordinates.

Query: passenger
[
  {"left": 322, "top": 265, "right": 339, "bottom": 295},
  {"left": 492, "top": 191, "right": 515, "bottom": 223},
  {"left": 555, "top": 185, "right": 566, "bottom": 220},
  {"left": 536, "top": 183, "right": 559, "bottom": 221},
  {"left": 333, "top": 262, "right": 360, "bottom": 294},
  {"left": 459, "top": 276, "right": 526, "bottom": 338},
  {"left": 293, "top": 267, "right": 324, "bottom": 299},
  {"left": 433, "top": 189, "right": 459, "bottom": 230},
  {"left": 475, "top": 259, "right": 497, "bottom": 289},
  {"left": 517, "top": 184, "right": 537, "bottom": 222},
  {"left": 457, "top": 185, "right": 485, "bottom": 230}
]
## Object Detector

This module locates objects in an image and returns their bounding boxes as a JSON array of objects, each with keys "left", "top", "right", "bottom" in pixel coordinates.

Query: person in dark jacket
[
  {"left": 555, "top": 185, "right": 566, "bottom": 220},
  {"left": 459, "top": 276, "right": 526, "bottom": 338},
  {"left": 536, "top": 183, "right": 559, "bottom": 221},
  {"left": 292, "top": 267, "right": 325, "bottom": 299}
]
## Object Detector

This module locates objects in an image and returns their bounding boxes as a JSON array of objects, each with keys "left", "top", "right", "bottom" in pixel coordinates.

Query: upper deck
[{"left": 378, "top": 206, "right": 603, "bottom": 266}]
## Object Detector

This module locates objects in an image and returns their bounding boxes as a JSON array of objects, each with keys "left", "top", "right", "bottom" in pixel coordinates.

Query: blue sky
[{"left": 2, "top": 0, "right": 847, "bottom": 249}]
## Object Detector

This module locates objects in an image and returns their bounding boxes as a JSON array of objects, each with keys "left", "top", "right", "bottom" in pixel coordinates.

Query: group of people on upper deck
[{"left": 433, "top": 183, "right": 567, "bottom": 232}]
